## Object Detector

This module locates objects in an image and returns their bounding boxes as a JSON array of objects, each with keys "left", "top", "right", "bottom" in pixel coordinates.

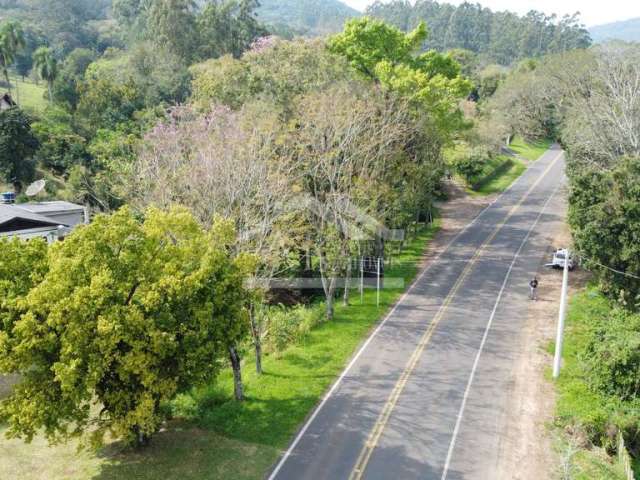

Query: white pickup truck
[{"left": 547, "top": 248, "right": 576, "bottom": 271}]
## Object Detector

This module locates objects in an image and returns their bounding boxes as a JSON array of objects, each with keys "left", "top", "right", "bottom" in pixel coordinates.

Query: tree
[
  {"left": 0, "top": 107, "right": 38, "bottom": 192},
  {"left": 190, "top": 38, "right": 352, "bottom": 115},
  {"left": 32, "top": 108, "right": 88, "bottom": 176},
  {"left": 76, "top": 76, "right": 144, "bottom": 134},
  {"left": 328, "top": 18, "right": 428, "bottom": 79},
  {"left": 283, "top": 83, "right": 417, "bottom": 320},
  {"left": 32, "top": 47, "right": 59, "bottom": 102},
  {"left": 197, "top": 0, "right": 266, "bottom": 60},
  {"left": 568, "top": 157, "right": 640, "bottom": 308},
  {"left": 0, "top": 21, "right": 26, "bottom": 93},
  {"left": 52, "top": 48, "right": 97, "bottom": 111},
  {"left": 148, "top": 0, "right": 198, "bottom": 62},
  {"left": 132, "top": 104, "right": 298, "bottom": 372},
  {"left": 0, "top": 207, "right": 251, "bottom": 447},
  {"left": 329, "top": 18, "right": 472, "bottom": 141}
]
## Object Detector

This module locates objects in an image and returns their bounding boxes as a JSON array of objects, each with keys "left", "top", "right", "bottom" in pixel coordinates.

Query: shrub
[
  {"left": 263, "top": 304, "right": 324, "bottom": 354},
  {"left": 582, "top": 307, "right": 640, "bottom": 402},
  {"left": 452, "top": 146, "right": 490, "bottom": 183}
]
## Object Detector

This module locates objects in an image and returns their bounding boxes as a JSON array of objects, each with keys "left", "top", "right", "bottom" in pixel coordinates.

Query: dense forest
[
  {"left": 366, "top": 0, "right": 592, "bottom": 65},
  {"left": 257, "top": 0, "right": 360, "bottom": 37}
]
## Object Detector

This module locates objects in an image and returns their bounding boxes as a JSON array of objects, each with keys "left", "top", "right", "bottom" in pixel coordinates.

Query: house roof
[
  {"left": 0, "top": 204, "right": 64, "bottom": 230},
  {"left": 17, "top": 201, "right": 84, "bottom": 215}
]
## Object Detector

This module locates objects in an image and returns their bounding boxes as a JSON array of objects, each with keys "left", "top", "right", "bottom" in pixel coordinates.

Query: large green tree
[
  {"left": 569, "top": 157, "right": 640, "bottom": 308},
  {"left": 0, "top": 207, "right": 251, "bottom": 447},
  {"left": 328, "top": 18, "right": 472, "bottom": 141},
  {"left": 0, "top": 106, "right": 38, "bottom": 192},
  {"left": 32, "top": 46, "right": 59, "bottom": 102},
  {"left": 148, "top": 0, "right": 198, "bottom": 62}
]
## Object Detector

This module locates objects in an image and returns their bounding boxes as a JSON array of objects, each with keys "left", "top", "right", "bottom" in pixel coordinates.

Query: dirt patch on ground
[{"left": 496, "top": 224, "right": 590, "bottom": 480}]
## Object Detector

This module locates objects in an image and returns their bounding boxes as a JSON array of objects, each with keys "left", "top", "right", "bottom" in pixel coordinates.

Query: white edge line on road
[
  {"left": 267, "top": 148, "right": 560, "bottom": 480},
  {"left": 440, "top": 181, "right": 563, "bottom": 480}
]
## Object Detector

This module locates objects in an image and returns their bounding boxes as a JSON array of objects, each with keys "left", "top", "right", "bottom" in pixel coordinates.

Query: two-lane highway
[{"left": 268, "top": 146, "right": 567, "bottom": 480}]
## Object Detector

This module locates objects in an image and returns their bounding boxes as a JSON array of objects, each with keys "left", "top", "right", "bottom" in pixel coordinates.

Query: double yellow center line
[{"left": 349, "top": 152, "right": 563, "bottom": 480}]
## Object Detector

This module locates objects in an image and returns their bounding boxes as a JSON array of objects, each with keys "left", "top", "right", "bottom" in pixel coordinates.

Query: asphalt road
[{"left": 268, "top": 146, "right": 567, "bottom": 480}]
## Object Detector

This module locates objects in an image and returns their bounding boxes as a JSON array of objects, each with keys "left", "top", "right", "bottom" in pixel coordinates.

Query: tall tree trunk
[
  {"left": 319, "top": 251, "right": 337, "bottom": 321},
  {"left": 343, "top": 257, "right": 352, "bottom": 306},
  {"left": 228, "top": 345, "right": 244, "bottom": 401},
  {"left": 249, "top": 305, "right": 263, "bottom": 375},
  {"left": 131, "top": 425, "right": 150, "bottom": 448},
  {"left": 3, "top": 72, "right": 11, "bottom": 94},
  {"left": 47, "top": 81, "right": 53, "bottom": 103},
  {"left": 325, "top": 287, "right": 335, "bottom": 321},
  {"left": 375, "top": 231, "right": 385, "bottom": 259}
]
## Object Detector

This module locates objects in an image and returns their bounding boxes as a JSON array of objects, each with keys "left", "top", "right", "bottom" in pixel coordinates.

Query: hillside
[
  {"left": 257, "top": 0, "right": 360, "bottom": 37},
  {"left": 590, "top": 17, "right": 640, "bottom": 43}
]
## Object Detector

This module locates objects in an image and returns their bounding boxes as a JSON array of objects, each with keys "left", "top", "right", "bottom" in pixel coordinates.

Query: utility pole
[
  {"left": 553, "top": 250, "right": 570, "bottom": 379},
  {"left": 376, "top": 257, "right": 381, "bottom": 308},
  {"left": 360, "top": 257, "right": 364, "bottom": 305}
]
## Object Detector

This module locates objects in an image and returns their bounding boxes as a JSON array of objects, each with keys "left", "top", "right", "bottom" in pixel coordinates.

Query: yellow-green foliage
[
  {"left": 0, "top": 207, "right": 251, "bottom": 447},
  {"left": 328, "top": 18, "right": 472, "bottom": 138}
]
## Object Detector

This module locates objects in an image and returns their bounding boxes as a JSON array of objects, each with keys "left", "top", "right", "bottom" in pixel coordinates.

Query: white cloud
[{"left": 342, "top": 0, "right": 640, "bottom": 27}]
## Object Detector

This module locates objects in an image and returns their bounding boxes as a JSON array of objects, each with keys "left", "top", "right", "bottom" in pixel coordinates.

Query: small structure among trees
[{"left": 0, "top": 93, "right": 16, "bottom": 111}]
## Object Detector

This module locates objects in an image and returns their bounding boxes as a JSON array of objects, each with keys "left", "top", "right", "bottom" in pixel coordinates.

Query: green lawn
[
  {"left": 552, "top": 288, "right": 628, "bottom": 480},
  {"left": 6, "top": 76, "right": 48, "bottom": 112},
  {"left": 470, "top": 154, "right": 526, "bottom": 196},
  {"left": 509, "top": 136, "right": 552, "bottom": 161},
  {"left": 0, "top": 222, "right": 440, "bottom": 480}
]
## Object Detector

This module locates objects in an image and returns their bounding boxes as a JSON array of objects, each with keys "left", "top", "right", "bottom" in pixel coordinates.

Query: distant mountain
[
  {"left": 590, "top": 18, "right": 640, "bottom": 43},
  {"left": 257, "top": 0, "right": 360, "bottom": 37}
]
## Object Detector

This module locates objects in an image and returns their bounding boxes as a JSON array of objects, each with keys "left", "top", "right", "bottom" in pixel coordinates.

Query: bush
[
  {"left": 558, "top": 289, "right": 640, "bottom": 450},
  {"left": 263, "top": 304, "right": 324, "bottom": 354},
  {"left": 583, "top": 307, "right": 640, "bottom": 402},
  {"left": 452, "top": 146, "right": 490, "bottom": 183}
]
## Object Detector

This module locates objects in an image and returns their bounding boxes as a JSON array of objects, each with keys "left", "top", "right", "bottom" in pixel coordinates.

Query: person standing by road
[{"left": 529, "top": 276, "right": 539, "bottom": 300}]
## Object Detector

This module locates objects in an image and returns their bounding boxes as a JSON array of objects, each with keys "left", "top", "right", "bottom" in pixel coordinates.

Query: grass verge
[
  {"left": 509, "top": 136, "right": 552, "bottom": 161},
  {"left": 469, "top": 154, "right": 526, "bottom": 196},
  {"left": 6, "top": 76, "right": 48, "bottom": 112},
  {"left": 1, "top": 222, "right": 440, "bottom": 480},
  {"left": 552, "top": 287, "right": 628, "bottom": 480}
]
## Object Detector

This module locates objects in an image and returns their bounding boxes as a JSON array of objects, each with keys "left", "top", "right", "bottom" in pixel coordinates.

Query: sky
[{"left": 342, "top": 0, "right": 640, "bottom": 27}]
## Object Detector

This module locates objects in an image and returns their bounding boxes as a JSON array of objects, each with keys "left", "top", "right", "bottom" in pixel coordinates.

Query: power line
[{"left": 582, "top": 257, "right": 640, "bottom": 280}]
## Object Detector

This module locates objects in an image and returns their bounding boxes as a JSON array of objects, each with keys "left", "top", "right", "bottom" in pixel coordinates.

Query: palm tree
[
  {"left": 32, "top": 46, "right": 58, "bottom": 102},
  {"left": 0, "top": 21, "right": 25, "bottom": 94}
]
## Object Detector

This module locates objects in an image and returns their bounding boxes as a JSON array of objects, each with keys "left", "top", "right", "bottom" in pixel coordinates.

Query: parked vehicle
[{"left": 547, "top": 248, "right": 576, "bottom": 271}]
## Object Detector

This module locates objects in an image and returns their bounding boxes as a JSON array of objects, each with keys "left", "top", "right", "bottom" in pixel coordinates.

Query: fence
[{"left": 618, "top": 431, "right": 636, "bottom": 480}]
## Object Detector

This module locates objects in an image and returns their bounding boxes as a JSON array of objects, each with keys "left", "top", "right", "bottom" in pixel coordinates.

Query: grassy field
[
  {"left": 509, "top": 136, "right": 552, "bottom": 161},
  {"left": 0, "top": 222, "right": 440, "bottom": 480},
  {"left": 470, "top": 154, "right": 526, "bottom": 195},
  {"left": 552, "top": 288, "right": 628, "bottom": 480},
  {"left": 6, "top": 76, "right": 48, "bottom": 112}
]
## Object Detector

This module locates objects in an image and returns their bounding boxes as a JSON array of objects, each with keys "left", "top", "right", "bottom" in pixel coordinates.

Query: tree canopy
[
  {"left": 0, "top": 207, "right": 251, "bottom": 446},
  {"left": 366, "top": 0, "right": 592, "bottom": 65}
]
